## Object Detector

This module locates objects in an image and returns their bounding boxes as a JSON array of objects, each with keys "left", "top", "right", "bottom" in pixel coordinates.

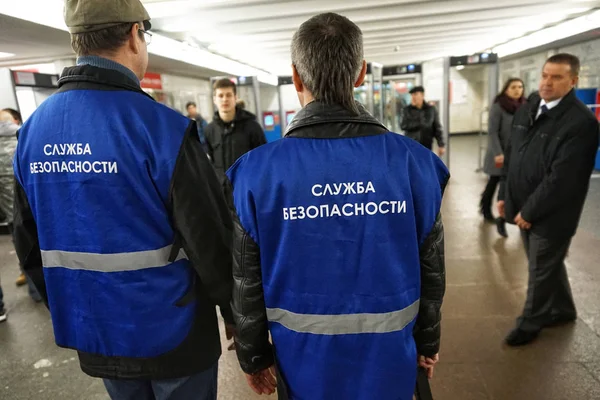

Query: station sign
[
  {"left": 141, "top": 72, "right": 163, "bottom": 90},
  {"left": 12, "top": 71, "right": 59, "bottom": 88},
  {"left": 278, "top": 76, "right": 293, "bottom": 85},
  {"left": 383, "top": 64, "right": 422, "bottom": 76},
  {"left": 450, "top": 53, "right": 498, "bottom": 67}
]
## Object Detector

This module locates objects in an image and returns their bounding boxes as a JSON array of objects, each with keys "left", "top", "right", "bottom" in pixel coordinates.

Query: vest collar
[
  {"left": 58, "top": 64, "right": 153, "bottom": 100},
  {"left": 285, "top": 100, "right": 387, "bottom": 137}
]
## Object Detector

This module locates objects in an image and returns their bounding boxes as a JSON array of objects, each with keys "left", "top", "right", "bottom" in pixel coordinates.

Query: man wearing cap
[
  {"left": 12, "top": 1, "right": 234, "bottom": 399},
  {"left": 401, "top": 86, "right": 446, "bottom": 157}
]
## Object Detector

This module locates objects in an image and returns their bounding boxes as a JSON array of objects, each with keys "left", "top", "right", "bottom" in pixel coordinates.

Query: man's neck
[
  {"left": 77, "top": 54, "right": 140, "bottom": 84},
  {"left": 219, "top": 110, "right": 235, "bottom": 123},
  {"left": 414, "top": 103, "right": 424, "bottom": 109}
]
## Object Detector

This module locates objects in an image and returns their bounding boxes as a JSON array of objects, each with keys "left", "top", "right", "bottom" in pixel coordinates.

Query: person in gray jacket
[
  {"left": 0, "top": 112, "right": 19, "bottom": 320},
  {"left": 480, "top": 78, "right": 526, "bottom": 237}
]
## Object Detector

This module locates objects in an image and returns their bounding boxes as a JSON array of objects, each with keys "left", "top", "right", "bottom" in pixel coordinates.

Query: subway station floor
[{"left": 1, "top": 135, "right": 600, "bottom": 399}]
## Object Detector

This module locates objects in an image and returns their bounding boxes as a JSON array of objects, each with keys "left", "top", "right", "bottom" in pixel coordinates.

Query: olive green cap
[{"left": 64, "top": 0, "right": 151, "bottom": 34}]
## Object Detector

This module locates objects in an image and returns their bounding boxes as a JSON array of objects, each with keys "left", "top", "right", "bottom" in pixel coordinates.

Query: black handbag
[{"left": 415, "top": 367, "right": 434, "bottom": 400}]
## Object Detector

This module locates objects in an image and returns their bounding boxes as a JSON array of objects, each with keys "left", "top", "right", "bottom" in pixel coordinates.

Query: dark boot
[
  {"left": 480, "top": 176, "right": 500, "bottom": 223},
  {"left": 496, "top": 218, "right": 508, "bottom": 237}
]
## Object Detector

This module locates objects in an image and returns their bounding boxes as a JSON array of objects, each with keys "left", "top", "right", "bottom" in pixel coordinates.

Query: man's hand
[
  {"left": 514, "top": 213, "right": 531, "bottom": 230},
  {"left": 245, "top": 366, "right": 277, "bottom": 395},
  {"left": 494, "top": 154, "right": 505, "bottom": 168},
  {"left": 438, "top": 147, "right": 446, "bottom": 157},
  {"left": 418, "top": 354, "right": 439, "bottom": 379},
  {"left": 225, "top": 323, "right": 236, "bottom": 351},
  {"left": 497, "top": 201, "right": 505, "bottom": 218}
]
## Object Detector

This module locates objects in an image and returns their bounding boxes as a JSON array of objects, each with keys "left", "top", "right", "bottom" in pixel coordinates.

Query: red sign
[{"left": 141, "top": 72, "right": 162, "bottom": 90}]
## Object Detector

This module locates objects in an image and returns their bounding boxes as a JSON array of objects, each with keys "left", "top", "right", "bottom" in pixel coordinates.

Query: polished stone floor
[{"left": 1, "top": 135, "right": 599, "bottom": 399}]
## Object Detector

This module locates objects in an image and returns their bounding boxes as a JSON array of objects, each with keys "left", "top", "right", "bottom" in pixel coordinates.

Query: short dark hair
[
  {"left": 213, "top": 78, "right": 237, "bottom": 95},
  {"left": 409, "top": 86, "right": 425, "bottom": 94},
  {"left": 71, "top": 22, "right": 146, "bottom": 57},
  {"left": 2, "top": 108, "right": 22, "bottom": 125},
  {"left": 291, "top": 13, "right": 364, "bottom": 115},
  {"left": 545, "top": 53, "right": 580, "bottom": 77},
  {"left": 185, "top": 102, "right": 196, "bottom": 109}
]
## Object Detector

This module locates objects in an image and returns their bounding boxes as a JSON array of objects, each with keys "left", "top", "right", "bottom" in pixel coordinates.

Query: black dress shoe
[
  {"left": 545, "top": 314, "right": 577, "bottom": 328},
  {"left": 496, "top": 218, "right": 508, "bottom": 237},
  {"left": 505, "top": 328, "right": 540, "bottom": 347}
]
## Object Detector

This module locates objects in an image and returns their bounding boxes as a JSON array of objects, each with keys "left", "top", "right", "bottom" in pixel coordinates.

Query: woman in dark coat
[{"left": 480, "top": 78, "right": 526, "bottom": 237}]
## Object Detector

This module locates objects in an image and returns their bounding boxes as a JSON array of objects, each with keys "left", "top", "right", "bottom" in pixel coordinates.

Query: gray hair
[
  {"left": 291, "top": 13, "right": 364, "bottom": 115},
  {"left": 71, "top": 22, "right": 143, "bottom": 57}
]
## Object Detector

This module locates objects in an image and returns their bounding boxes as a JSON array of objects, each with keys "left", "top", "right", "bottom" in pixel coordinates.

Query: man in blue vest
[
  {"left": 227, "top": 13, "right": 449, "bottom": 400},
  {"left": 12, "top": 1, "right": 234, "bottom": 399}
]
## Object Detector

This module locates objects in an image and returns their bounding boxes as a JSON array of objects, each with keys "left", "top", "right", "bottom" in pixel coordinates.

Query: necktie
[{"left": 540, "top": 104, "right": 549, "bottom": 115}]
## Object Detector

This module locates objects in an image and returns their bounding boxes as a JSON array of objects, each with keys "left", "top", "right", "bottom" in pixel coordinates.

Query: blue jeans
[{"left": 103, "top": 363, "right": 218, "bottom": 400}]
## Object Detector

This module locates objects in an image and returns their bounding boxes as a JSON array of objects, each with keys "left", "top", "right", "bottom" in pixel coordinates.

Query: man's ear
[
  {"left": 354, "top": 60, "right": 367, "bottom": 88},
  {"left": 292, "top": 65, "right": 303, "bottom": 93},
  {"left": 571, "top": 75, "right": 579, "bottom": 88},
  {"left": 129, "top": 23, "right": 142, "bottom": 55}
]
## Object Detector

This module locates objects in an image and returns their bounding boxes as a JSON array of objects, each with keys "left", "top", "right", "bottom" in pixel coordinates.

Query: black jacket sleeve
[
  {"left": 250, "top": 121, "right": 267, "bottom": 150},
  {"left": 204, "top": 123, "right": 215, "bottom": 162},
  {"left": 170, "top": 121, "right": 234, "bottom": 322},
  {"left": 225, "top": 178, "right": 274, "bottom": 375},
  {"left": 413, "top": 212, "right": 446, "bottom": 357},
  {"left": 520, "top": 119, "right": 599, "bottom": 222},
  {"left": 401, "top": 108, "right": 421, "bottom": 132},
  {"left": 498, "top": 131, "right": 513, "bottom": 202},
  {"left": 13, "top": 180, "right": 48, "bottom": 307},
  {"left": 432, "top": 107, "right": 445, "bottom": 147}
]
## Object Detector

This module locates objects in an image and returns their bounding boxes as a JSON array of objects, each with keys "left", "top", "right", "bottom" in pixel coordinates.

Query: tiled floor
[{"left": 1, "top": 135, "right": 599, "bottom": 399}]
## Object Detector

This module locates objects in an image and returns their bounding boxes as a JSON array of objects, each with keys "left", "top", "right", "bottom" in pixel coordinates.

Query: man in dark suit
[{"left": 499, "top": 53, "right": 599, "bottom": 346}]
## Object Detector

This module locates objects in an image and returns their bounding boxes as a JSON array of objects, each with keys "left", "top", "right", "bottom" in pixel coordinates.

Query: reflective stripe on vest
[
  {"left": 266, "top": 299, "right": 420, "bottom": 335},
  {"left": 41, "top": 245, "right": 187, "bottom": 272}
]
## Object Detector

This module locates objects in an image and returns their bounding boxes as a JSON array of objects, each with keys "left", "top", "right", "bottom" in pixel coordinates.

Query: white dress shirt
[{"left": 536, "top": 97, "right": 563, "bottom": 119}]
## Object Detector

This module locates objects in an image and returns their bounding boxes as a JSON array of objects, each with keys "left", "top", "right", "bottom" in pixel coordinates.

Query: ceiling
[
  {"left": 147, "top": 0, "right": 600, "bottom": 75},
  {"left": 0, "top": 0, "right": 600, "bottom": 78}
]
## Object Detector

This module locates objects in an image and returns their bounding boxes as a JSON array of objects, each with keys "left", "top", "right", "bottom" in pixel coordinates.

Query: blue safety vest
[
  {"left": 227, "top": 133, "right": 448, "bottom": 399},
  {"left": 13, "top": 87, "right": 196, "bottom": 358}
]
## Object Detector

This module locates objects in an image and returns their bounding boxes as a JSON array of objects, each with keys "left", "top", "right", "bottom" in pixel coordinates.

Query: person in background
[
  {"left": 0, "top": 112, "right": 20, "bottom": 322},
  {"left": 0, "top": 110, "right": 40, "bottom": 301},
  {"left": 205, "top": 79, "right": 266, "bottom": 180},
  {"left": 480, "top": 78, "right": 526, "bottom": 237},
  {"left": 186, "top": 101, "right": 208, "bottom": 152},
  {"left": 401, "top": 86, "right": 446, "bottom": 157},
  {"left": 1, "top": 108, "right": 22, "bottom": 126},
  {"left": 227, "top": 12, "right": 448, "bottom": 399},
  {"left": 236, "top": 99, "right": 246, "bottom": 110},
  {"left": 12, "top": 1, "right": 234, "bottom": 399},
  {"left": 499, "top": 53, "right": 599, "bottom": 346}
]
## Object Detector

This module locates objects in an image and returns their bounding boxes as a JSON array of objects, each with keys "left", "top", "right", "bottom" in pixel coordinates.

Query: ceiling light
[
  {"left": 493, "top": 9, "right": 600, "bottom": 57},
  {"left": 0, "top": 52, "right": 15, "bottom": 59},
  {"left": 0, "top": 0, "right": 279, "bottom": 82}
]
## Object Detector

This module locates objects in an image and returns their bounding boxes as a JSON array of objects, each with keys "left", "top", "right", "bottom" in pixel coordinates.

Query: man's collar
[
  {"left": 539, "top": 97, "right": 563, "bottom": 111},
  {"left": 285, "top": 100, "right": 387, "bottom": 136},
  {"left": 77, "top": 55, "right": 140, "bottom": 85},
  {"left": 57, "top": 64, "right": 153, "bottom": 101}
]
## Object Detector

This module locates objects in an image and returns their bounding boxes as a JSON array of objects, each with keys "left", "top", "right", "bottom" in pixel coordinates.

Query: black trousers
[
  {"left": 480, "top": 175, "right": 501, "bottom": 216},
  {"left": 517, "top": 230, "right": 576, "bottom": 332}
]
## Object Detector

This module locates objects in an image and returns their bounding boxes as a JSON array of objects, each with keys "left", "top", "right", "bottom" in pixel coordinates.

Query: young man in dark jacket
[
  {"left": 499, "top": 53, "right": 600, "bottom": 346},
  {"left": 205, "top": 79, "right": 267, "bottom": 180},
  {"left": 401, "top": 86, "right": 446, "bottom": 157},
  {"left": 227, "top": 13, "right": 448, "bottom": 400},
  {"left": 12, "top": 1, "right": 234, "bottom": 398}
]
